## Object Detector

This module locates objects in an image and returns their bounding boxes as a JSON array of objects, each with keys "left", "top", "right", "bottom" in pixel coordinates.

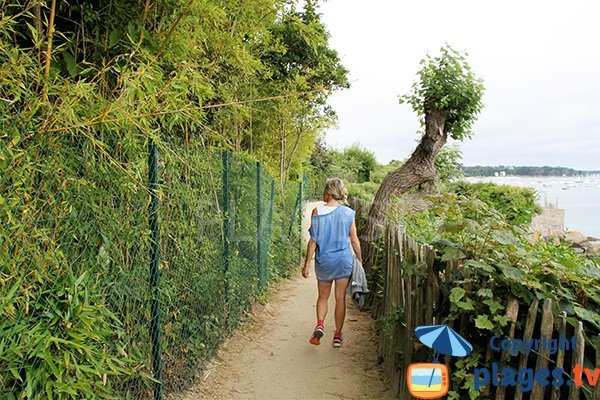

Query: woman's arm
[
  {"left": 302, "top": 239, "right": 317, "bottom": 278},
  {"left": 349, "top": 220, "right": 362, "bottom": 263}
]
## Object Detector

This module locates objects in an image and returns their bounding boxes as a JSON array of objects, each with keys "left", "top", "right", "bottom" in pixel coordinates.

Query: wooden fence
[{"left": 375, "top": 223, "right": 600, "bottom": 400}]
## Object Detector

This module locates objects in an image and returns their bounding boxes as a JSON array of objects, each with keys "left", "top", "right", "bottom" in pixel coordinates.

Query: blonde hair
[{"left": 324, "top": 178, "right": 348, "bottom": 203}]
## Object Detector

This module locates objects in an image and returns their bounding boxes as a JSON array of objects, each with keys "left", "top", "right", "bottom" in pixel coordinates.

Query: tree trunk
[{"left": 361, "top": 109, "right": 449, "bottom": 273}]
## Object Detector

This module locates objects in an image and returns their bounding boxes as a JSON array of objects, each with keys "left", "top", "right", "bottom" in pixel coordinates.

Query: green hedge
[{"left": 449, "top": 181, "right": 540, "bottom": 226}]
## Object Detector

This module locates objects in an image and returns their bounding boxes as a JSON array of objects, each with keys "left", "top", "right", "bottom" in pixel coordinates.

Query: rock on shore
[{"left": 562, "top": 230, "right": 600, "bottom": 255}]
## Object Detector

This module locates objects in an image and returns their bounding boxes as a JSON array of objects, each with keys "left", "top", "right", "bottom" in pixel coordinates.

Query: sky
[{"left": 318, "top": 0, "right": 600, "bottom": 170}]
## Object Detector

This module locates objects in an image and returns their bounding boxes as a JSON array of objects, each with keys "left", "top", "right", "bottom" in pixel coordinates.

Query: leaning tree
[{"left": 361, "top": 45, "right": 485, "bottom": 272}]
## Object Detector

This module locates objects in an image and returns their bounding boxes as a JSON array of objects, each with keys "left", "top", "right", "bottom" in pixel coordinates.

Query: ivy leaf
[
  {"left": 493, "top": 315, "right": 511, "bottom": 327},
  {"left": 497, "top": 264, "right": 524, "bottom": 282},
  {"left": 477, "top": 288, "right": 493, "bottom": 298},
  {"left": 573, "top": 306, "right": 600, "bottom": 329},
  {"left": 441, "top": 246, "right": 465, "bottom": 262},
  {"left": 465, "top": 260, "right": 495, "bottom": 274},
  {"left": 474, "top": 315, "right": 494, "bottom": 331},
  {"left": 449, "top": 287, "right": 465, "bottom": 304},
  {"left": 439, "top": 222, "right": 466, "bottom": 233},
  {"left": 457, "top": 299, "right": 475, "bottom": 310},
  {"left": 492, "top": 229, "right": 519, "bottom": 246},
  {"left": 523, "top": 278, "right": 543, "bottom": 290},
  {"left": 483, "top": 299, "right": 505, "bottom": 314}
]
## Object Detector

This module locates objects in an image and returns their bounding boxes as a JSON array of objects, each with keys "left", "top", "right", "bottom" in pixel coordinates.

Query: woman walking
[{"left": 302, "top": 178, "right": 362, "bottom": 347}]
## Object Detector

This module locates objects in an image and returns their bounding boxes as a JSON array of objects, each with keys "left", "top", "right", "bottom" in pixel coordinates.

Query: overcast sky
[{"left": 319, "top": 0, "right": 600, "bottom": 170}]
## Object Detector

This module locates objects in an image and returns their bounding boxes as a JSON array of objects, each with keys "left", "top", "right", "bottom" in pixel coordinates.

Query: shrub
[{"left": 449, "top": 181, "right": 540, "bottom": 226}]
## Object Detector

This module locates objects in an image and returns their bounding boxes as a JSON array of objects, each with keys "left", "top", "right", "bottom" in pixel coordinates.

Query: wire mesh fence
[{"left": 0, "top": 131, "right": 304, "bottom": 399}]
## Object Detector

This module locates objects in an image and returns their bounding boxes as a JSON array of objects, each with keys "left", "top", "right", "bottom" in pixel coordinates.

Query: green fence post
[
  {"left": 257, "top": 162, "right": 265, "bottom": 289},
  {"left": 289, "top": 186, "right": 299, "bottom": 237},
  {"left": 148, "top": 139, "right": 162, "bottom": 400},
  {"left": 222, "top": 151, "right": 230, "bottom": 313},
  {"left": 298, "top": 180, "right": 303, "bottom": 262},
  {"left": 266, "top": 178, "right": 275, "bottom": 280}
]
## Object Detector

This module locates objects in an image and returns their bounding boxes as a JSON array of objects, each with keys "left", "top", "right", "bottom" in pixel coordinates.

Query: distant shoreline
[
  {"left": 464, "top": 174, "right": 600, "bottom": 178},
  {"left": 462, "top": 165, "right": 600, "bottom": 177}
]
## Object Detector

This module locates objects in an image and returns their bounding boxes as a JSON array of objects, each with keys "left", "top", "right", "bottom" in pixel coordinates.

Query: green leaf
[
  {"left": 483, "top": 299, "right": 505, "bottom": 314},
  {"left": 109, "top": 30, "right": 122, "bottom": 48},
  {"left": 457, "top": 299, "right": 475, "bottom": 310},
  {"left": 439, "top": 222, "right": 466, "bottom": 234},
  {"left": 477, "top": 288, "right": 493, "bottom": 298},
  {"left": 493, "top": 315, "right": 511, "bottom": 327},
  {"left": 497, "top": 264, "right": 524, "bottom": 281},
  {"left": 46, "top": 380, "right": 54, "bottom": 400},
  {"left": 492, "top": 229, "right": 519, "bottom": 246},
  {"left": 465, "top": 260, "right": 495, "bottom": 273},
  {"left": 474, "top": 315, "right": 494, "bottom": 330},
  {"left": 449, "top": 287, "right": 465, "bottom": 304},
  {"left": 441, "top": 246, "right": 465, "bottom": 262},
  {"left": 74, "top": 271, "right": 87, "bottom": 289},
  {"left": 62, "top": 52, "right": 78, "bottom": 77},
  {"left": 573, "top": 306, "right": 600, "bottom": 329}
]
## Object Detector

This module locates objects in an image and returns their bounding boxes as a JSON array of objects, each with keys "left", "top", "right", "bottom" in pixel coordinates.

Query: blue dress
[{"left": 309, "top": 205, "right": 355, "bottom": 281}]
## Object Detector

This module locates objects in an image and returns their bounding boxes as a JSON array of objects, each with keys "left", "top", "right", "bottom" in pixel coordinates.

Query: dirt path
[{"left": 177, "top": 201, "right": 392, "bottom": 400}]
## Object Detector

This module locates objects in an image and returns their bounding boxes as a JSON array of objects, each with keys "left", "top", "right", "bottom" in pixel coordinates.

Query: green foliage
[
  {"left": 399, "top": 45, "right": 484, "bottom": 141},
  {"left": 449, "top": 181, "right": 540, "bottom": 226},
  {"left": 1, "top": 126, "right": 153, "bottom": 398},
  {"left": 388, "top": 193, "right": 442, "bottom": 243},
  {"left": 370, "top": 160, "right": 404, "bottom": 184},
  {"left": 1, "top": 0, "right": 347, "bottom": 182},
  {"left": 347, "top": 181, "right": 380, "bottom": 202},
  {"left": 324, "top": 144, "right": 378, "bottom": 184},
  {"left": 340, "top": 144, "right": 378, "bottom": 183},
  {"left": 435, "top": 143, "right": 464, "bottom": 183},
  {"left": 0, "top": 270, "right": 144, "bottom": 399},
  {"left": 306, "top": 142, "right": 379, "bottom": 200},
  {"left": 401, "top": 192, "right": 600, "bottom": 398}
]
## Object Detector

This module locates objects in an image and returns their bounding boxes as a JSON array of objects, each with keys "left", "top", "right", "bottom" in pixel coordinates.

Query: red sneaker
[
  {"left": 332, "top": 331, "right": 343, "bottom": 348},
  {"left": 309, "top": 324, "right": 324, "bottom": 345}
]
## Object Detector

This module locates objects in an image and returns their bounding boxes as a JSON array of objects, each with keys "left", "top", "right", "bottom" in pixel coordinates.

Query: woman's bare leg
[
  {"left": 316, "top": 280, "right": 332, "bottom": 322},
  {"left": 334, "top": 277, "right": 350, "bottom": 333}
]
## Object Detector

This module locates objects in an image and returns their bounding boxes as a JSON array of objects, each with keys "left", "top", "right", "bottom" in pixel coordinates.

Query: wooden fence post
[
  {"left": 551, "top": 311, "right": 567, "bottom": 400},
  {"left": 515, "top": 299, "right": 540, "bottom": 400},
  {"left": 568, "top": 321, "right": 585, "bottom": 400},
  {"left": 495, "top": 296, "right": 520, "bottom": 400},
  {"left": 530, "top": 299, "right": 553, "bottom": 400}
]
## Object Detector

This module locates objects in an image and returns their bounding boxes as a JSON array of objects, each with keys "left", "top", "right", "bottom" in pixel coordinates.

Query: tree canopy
[
  {"left": 400, "top": 45, "right": 484, "bottom": 141},
  {"left": 0, "top": 0, "right": 348, "bottom": 181}
]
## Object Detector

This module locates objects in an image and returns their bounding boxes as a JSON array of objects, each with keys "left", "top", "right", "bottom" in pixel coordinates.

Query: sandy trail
[{"left": 177, "top": 201, "right": 392, "bottom": 400}]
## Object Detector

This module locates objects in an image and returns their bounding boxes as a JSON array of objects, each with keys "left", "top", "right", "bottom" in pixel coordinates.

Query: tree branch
[{"left": 156, "top": 12, "right": 185, "bottom": 59}]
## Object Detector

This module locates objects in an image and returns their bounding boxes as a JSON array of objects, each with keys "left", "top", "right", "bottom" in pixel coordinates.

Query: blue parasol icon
[
  {"left": 414, "top": 325, "right": 473, "bottom": 389},
  {"left": 415, "top": 325, "right": 473, "bottom": 358}
]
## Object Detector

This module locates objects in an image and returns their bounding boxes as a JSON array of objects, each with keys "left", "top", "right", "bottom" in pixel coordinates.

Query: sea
[{"left": 463, "top": 175, "right": 600, "bottom": 238}]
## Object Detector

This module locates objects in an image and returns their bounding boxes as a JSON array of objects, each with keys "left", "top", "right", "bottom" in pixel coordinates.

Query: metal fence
[{"left": 0, "top": 132, "right": 303, "bottom": 399}]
